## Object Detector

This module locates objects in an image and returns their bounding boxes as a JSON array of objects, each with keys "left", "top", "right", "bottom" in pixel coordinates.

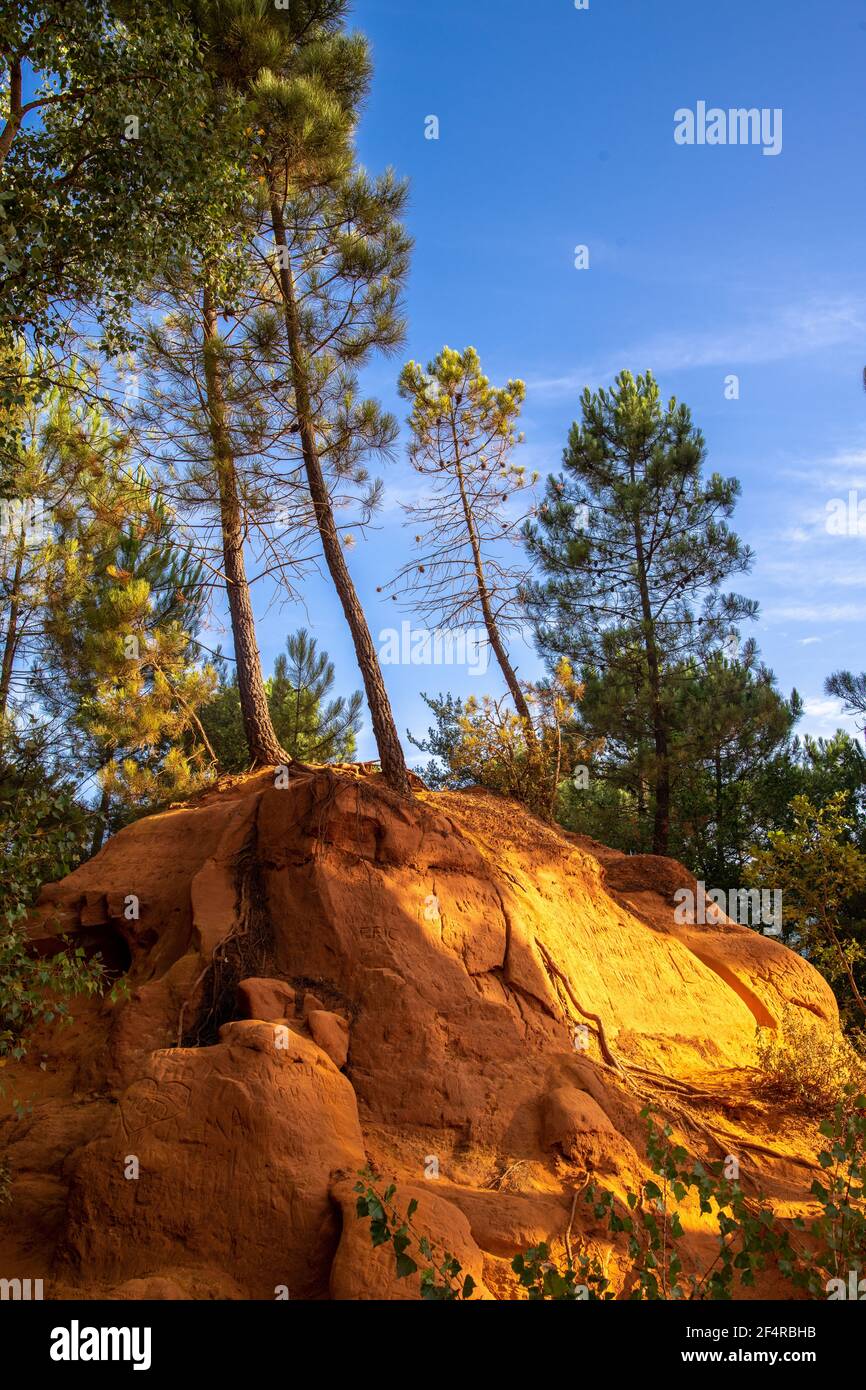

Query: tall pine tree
[
  {"left": 526, "top": 370, "right": 755, "bottom": 854},
  {"left": 196, "top": 0, "right": 413, "bottom": 794}
]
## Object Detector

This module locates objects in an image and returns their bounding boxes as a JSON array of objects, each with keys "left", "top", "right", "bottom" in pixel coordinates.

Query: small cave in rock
[{"left": 77, "top": 924, "right": 134, "bottom": 979}]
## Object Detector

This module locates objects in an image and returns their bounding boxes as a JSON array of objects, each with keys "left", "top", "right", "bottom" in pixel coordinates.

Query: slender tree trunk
[
  {"left": 631, "top": 517, "right": 670, "bottom": 855},
  {"left": 268, "top": 198, "right": 411, "bottom": 797},
  {"left": 822, "top": 912, "right": 866, "bottom": 1021},
  {"left": 0, "top": 546, "right": 24, "bottom": 721},
  {"left": 451, "top": 418, "right": 536, "bottom": 737},
  {"left": 0, "top": 58, "right": 23, "bottom": 168},
  {"left": 201, "top": 282, "right": 286, "bottom": 768},
  {"left": 714, "top": 749, "right": 723, "bottom": 879},
  {"left": 90, "top": 782, "right": 111, "bottom": 858}
]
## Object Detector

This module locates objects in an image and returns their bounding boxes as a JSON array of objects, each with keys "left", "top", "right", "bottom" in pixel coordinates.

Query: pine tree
[
  {"left": 525, "top": 370, "right": 755, "bottom": 855},
  {"left": 196, "top": 0, "right": 413, "bottom": 795},
  {"left": 130, "top": 254, "right": 311, "bottom": 769},
  {"left": 200, "top": 629, "right": 362, "bottom": 772},
  {"left": 668, "top": 644, "right": 801, "bottom": 883},
  {"left": 34, "top": 424, "right": 217, "bottom": 844},
  {"left": 825, "top": 669, "right": 866, "bottom": 733},
  {"left": 269, "top": 628, "right": 362, "bottom": 762},
  {"left": 392, "top": 347, "right": 537, "bottom": 734},
  {"left": 199, "top": 272, "right": 291, "bottom": 765}
]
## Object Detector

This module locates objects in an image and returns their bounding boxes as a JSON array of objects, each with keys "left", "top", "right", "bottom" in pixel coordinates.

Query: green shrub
[
  {"left": 0, "top": 778, "right": 112, "bottom": 1079},
  {"left": 755, "top": 1007, "right": 866, "bottom": 1113}
]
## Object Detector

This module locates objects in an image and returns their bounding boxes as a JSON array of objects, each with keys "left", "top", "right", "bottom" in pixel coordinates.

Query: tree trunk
[
  {"left": 201, "top": 282, "right": 286, "bottom": 768},
  {"left": 90, "top": 782, "right": 111, "bottom": 858},
  {"left": 451, "top": 419, "right": 536, "bottom": 738},
  {"left": 0, "top": 545, "right": 24, "bottom": 722},
  {"left": 0, "top": 58, "right": 23, "bottom": 168},
  {"left": 631, "top": 517, "right": 670, "bottom": 855},
  {"left": 268, "top": 198, "right": 411, "bottom": 797}
]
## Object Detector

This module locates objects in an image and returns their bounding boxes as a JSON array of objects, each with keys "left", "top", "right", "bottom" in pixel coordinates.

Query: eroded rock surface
[{"left": 0, "top": 770, "right": 839, "bottom": 1299}]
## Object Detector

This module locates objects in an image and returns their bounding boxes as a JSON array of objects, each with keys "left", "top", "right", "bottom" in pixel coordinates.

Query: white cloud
[
  {"left": 528, "top": 296, "right": 866, "bottom": 398},
  {"left": 768, "top": 603, "right": 866, "bottom": 622},
  {"left": 803, "top": 696, "right": 842, "bottom": 720},
  {"left": 796, "top": 695, "right": 863, "bottom": 742}
]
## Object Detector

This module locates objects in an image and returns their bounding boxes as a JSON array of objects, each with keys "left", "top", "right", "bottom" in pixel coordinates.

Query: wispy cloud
[
  {"left": 803, "top": 697, "right": 843, "bottom": 721},
  {"left": 528, "top": 296, "right": 866, "bottom": 398},
  {"left": 767, "top": 602, "right": 866, "bottom": 622},
  {"left": 784, "top": 448, "right": 866, "bottom": 490},
  {"left": 800, "top": 695, "right": 862, "bottom": 740}
]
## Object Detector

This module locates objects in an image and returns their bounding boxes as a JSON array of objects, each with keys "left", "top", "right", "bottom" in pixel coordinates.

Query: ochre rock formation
[{"left": 0, "top": 769, "right": 840, "bottom": 1299}]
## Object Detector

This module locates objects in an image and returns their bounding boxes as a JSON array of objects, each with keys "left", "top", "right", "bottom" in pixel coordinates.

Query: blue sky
[{"left": 226, "top": 0, "right": 866, "bottom": 759}]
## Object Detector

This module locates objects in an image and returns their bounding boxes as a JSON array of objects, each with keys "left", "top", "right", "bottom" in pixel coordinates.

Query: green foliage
[
  {"left": 269, "top": 629, "right": 362, "bottom": 762},
  {"left": 0, "top": 777, "right": 110, "bottom": 1072},
  {"left": 1, "top": 0, "right": 245, "bottom": 348},
  {"left": 512, "top": 1244, "right": 612, "bottom": 1301},
  {"left": 746, "top": 794, "right": 866, "bottom": 1026},
  {"left": 407, "top": 692, "right": 474, "bottom": 790},
  {"left": 353, "top": 1171, "right": 476, "bottom": 1300},
  {"left": 755, "top": 1008, "right": 866, "bottom": 1111},
  {"left": 587, "top": 1103, "right": 866, "bottom": 1300},
  {"left": 391, "top": 346, "right": 534, "bottom": 628},
  {"left": 664, "top": 645, "right": 801, "bottom": 883},
  {"left": 354, "top": 1100, "right": 866, "bottom": 1301},
  {"left": 825, "top": 669, "right": 866, "bottom": 735},
  {"left": 0, "top": 773, "right": 91, "bottom": 916},
  {"left": 557, "top": 776, "right": 648, "bottom": 853},
  {"left": 1, "top": 357, "right": 215, "bottom": 822},
  {"left": 36, "top": 458, "right": 217, "bottom": 816},
  {"left": 200, "top": 630, "right": 362, "bottom": 773},
  {"left": 409, "top": 663, "right": 598, "bottom": 822},
  {"left": 526, "top": 369, "right": 756, "bottom": 854}
]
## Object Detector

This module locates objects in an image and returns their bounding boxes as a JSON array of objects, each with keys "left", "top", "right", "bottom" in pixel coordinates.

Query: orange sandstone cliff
[{"left": 0, "top": 768, "right": 840, "bottom": 1299}]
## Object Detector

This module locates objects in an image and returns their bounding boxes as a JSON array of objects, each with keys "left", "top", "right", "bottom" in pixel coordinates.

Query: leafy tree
[
  {"left": 0, "top": 774, "right": 109, "bottom": 1072},
  {"left": 408, "top": 663, "right": 596, "bottom": 820},
  {"left": 750, "top": 730, "right": 866, "bottom": 856},
  {"left": 391, "top": 346, "right": 537, "bottom": 732},
  {"left": 525, "top": 370, "right": 755, "bottom": 854},
  {"left": 407, "top": 692, "right": 473, "bottom": 790},
  {"left": 0, "top": 0, "right": 244, "bottom": 348}
]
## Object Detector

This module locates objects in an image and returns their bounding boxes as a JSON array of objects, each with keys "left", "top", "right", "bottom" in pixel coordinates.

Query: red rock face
[{"left": 0, "top": 769, "right": 841, "bottom": 1299}]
